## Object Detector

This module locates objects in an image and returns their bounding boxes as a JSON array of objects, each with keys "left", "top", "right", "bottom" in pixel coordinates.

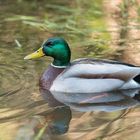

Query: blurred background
[{"left": 0, "top": 0, "right": 140, "bottom": 140}]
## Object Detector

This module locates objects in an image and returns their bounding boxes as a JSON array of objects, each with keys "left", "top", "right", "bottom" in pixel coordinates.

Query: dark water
[{"left": 0, "top": 1, "right": 140, "bottom": 140}]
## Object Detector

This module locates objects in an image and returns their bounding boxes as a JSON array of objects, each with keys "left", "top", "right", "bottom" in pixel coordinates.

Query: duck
[{"left": 24, "top": 37, "right": 140, "bottom": 93}]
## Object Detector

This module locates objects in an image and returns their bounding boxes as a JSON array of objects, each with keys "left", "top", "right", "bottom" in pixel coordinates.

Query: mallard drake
[{"left": 24, "top": 37, "right": 140, "bottom": 93}]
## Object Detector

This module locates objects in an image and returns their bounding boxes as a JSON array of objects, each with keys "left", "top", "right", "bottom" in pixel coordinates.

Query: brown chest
[{"left": 39, "top": 65, "right": 65, "bottom": 90}]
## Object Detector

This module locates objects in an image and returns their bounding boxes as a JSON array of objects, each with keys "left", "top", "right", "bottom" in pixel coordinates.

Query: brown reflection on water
[{"left": 69, "top": 108, "right": 140, "bottom": 140}]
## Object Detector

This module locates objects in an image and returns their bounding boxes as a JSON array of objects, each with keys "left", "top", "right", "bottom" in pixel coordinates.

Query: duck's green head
[{"left": 24, "top": 37, "right": 71, "bottom": 67}]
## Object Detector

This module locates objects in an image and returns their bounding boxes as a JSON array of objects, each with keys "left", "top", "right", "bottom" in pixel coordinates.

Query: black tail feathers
[{"left": 134, "top": 74, "right": 140, "bottom": 84}]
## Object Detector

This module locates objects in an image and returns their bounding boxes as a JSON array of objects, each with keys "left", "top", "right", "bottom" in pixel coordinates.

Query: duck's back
[
  {"left": 61, "top": 58, "right": 139, "bottom": 79},
  {"left": 71, "top": 58, "right": 136, "bottom": 67}
]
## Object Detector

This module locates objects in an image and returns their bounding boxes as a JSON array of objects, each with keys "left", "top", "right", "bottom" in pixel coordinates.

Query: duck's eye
[{"left": 45, "top": 41, "right": 53, "bottom": 46}]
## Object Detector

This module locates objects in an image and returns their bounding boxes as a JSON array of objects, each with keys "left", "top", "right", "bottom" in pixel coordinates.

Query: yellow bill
[{"left": 24, "top": 47, "right": 45, "bottom": 60}]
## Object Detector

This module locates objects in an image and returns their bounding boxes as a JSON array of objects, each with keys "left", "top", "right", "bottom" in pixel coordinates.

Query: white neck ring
[{"left": 51, "top": 63, "right": 67, "bottom": 68}]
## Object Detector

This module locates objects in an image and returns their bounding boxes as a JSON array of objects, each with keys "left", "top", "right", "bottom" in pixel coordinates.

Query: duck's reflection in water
[
  {"left": 39, "top": 89, "right": 72, "bottom": 135},
  {"left": 39, "top": 88, "right": 140, "bottom": 136},
  {"left": 50, "top": 89, "right": 140, "bottom": 112},
  {"left": 16, "top": 89, "right": 140, "bottom": 139}
]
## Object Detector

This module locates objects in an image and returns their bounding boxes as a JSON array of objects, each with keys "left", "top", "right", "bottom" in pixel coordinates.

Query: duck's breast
[{"left": 39, "top": 65, "right": 65, "bottom": 90}]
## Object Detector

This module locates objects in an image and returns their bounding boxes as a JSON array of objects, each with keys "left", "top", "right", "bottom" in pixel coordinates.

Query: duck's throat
[{"left": 52, "top": 59, "right": 70, "bottom": 67}]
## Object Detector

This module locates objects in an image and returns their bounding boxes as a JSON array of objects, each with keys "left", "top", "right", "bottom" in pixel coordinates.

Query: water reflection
[
  {"left": 38, "top": 88, "right": 140, "bottom": 137},
  {"left": 47, "top": 89, "right": 140, "bottom": 112},
  {"left": 40, "top": 89, "right": 72, "bottom": 135},
  {"left": 15, "top": 90, "right": 72, "bottom": 139},
  {"left": 1, "top": 80, "right": 140, "bottom": 139}
]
